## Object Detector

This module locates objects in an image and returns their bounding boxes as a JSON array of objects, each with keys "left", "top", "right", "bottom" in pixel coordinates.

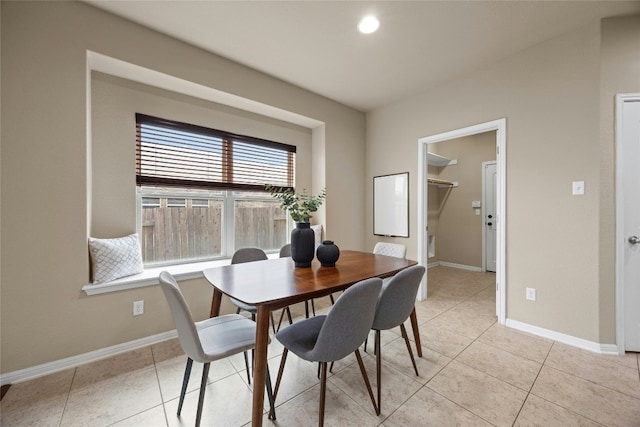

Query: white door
[
  {"left": 483, "top": 161, "right": 497, "bottom": 273},
  {"left": 618, "top": 95, "right": 640, "bottom": 352}
]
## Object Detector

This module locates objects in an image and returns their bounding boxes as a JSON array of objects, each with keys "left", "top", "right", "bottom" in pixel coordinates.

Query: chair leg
[
  {"left": 195, "top": 362, "right": 210, "bottom": 427},
  {"left": 266, "top": 364, "right": 277, "bottom": 420},
  {"left": 410, "top": 307, "right": 423, "bottom": 358},
  {"left": 364, "top": 331, "right": 377, "bottom": 355},
  {"left": 400, "top": 324, "right": 419, "bottom": 376},
  {"left": 319, "top": 362, "right": 327, "bottom": 427},
  {"left": 375, "top": 330, "right": 382, "bottom": 415},
  {"left": 311, "top": 299, "right": 316, "bottom": 316},
  {"left": 276, "top": 307, "right": 294, "bottom": 332},
  {"left": 243, "top": 351, "right": 251, "bottom": 385},
  {"left": 273, "top": 348, "right": 288, "bottom": 401},
  {"left": 277, "top": 309, "right": 286, "bottom": 332},
  {"left": 355, "top": 348, "right": 379, "bottom": 416},
  {"left": 305, "top": 300, "right": 310, "bottom": 318},
  {"left": 177, "top": 357, "right": 193, "bottom": 416},
  {"left": 270, "top": 312, "right": 277, "bottom": 334},
  {"left": 329, "top": 294, "right": 335, "bottom": 305}
]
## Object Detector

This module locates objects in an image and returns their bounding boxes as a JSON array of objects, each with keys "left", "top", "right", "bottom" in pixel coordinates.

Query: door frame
[
  {"left": 482, "top": 160, "right": 497, "bottom": 273},
  {"left": 417, "top": 118, "right": 506, "bottom": 325},
  {"left": 615, "top": 93, "right": 640, "bottom": 354}
]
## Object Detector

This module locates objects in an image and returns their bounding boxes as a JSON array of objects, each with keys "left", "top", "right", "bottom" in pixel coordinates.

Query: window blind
[{"left": 136, "top": 114, "right": 296, "bottom": 191}]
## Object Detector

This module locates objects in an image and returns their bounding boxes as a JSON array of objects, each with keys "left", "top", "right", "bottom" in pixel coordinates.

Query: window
[
  {"left": 167, "top": 198, "right": 186, "bottom": 207},
  {"left": 136, "top": 114, "right": 296, "bottom": 266}
]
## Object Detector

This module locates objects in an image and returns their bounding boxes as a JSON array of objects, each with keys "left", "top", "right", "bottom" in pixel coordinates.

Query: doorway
[
  {"left": 418, "top": 119, "right": 506, "bottom": 325},
  {"left": 615, "top": 93, "right": 640, "bottom": 353}
]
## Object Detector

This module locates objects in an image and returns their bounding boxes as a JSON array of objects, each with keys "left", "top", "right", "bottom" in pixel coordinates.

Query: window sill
[{"left": 82, "top": 253, "right": 279, "bottom": 295}]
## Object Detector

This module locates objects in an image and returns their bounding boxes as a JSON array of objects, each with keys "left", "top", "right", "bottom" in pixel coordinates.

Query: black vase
[
  {"left": 290, "top": 222, "right": 315, "bottom": 267},
  {"left": 316, "top": 240, "right": 340, "bottom": 267}
]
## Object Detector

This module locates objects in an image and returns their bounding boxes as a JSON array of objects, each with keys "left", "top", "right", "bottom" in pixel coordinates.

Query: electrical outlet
[
  {"left": 133, "top": 300, "right": 144, "bottom": 316},
  {"left": 525, "top": 288, "right": 536, "bottom": 301}
]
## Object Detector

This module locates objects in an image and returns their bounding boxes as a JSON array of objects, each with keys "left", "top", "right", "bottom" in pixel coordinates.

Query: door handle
[
  {"left": 629, "top": 235, "right": 640, "bottom": 245},
  {"left": 487, "top": 222, "right": 493, "bottom": 226}
]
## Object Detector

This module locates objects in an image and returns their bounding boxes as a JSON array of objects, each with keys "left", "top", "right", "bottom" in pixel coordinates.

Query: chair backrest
[
  {"left": 279, "top": 244, "right": 291, "bottom": 258},
  {"left": 312, "top": 277, "right": 383, "bottom": 362},
  {"left": 372, "top": 265, "right": 425, "bottom": 331},
  {"left": 158, "top": 271, "right": 207, "bottom": 363},
  {"left": 373, "top": 242, "right": 407, "bottom": 259},
  {"left": 231, "top": 247, "right": 268, "bottom": 264}
]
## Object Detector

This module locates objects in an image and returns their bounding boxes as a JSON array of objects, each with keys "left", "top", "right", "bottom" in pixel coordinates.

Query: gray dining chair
[
  {"left": 371, "top": 264, "right": 425, "bottom": 414},
  {"left": 158, "top": 271, "right": 276, "bottom": 426},
  {"left": 228, "top": 248, "right": 280, "bottom": 334},
  {"left": 371, "top": 241, "right": 422, "bottom": 358},
  {"left": 279, "top": 243, "right": 291, "bottom": 258},
  {"left": 273, "top": 277, "right": 382, "bottom": 426}
]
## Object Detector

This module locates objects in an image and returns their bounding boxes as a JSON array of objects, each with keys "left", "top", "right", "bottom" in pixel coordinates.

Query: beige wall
[
  {"left": 1, "top": 1, "right": 365, "bottom": 374},
  {"left": 428, "top": 132, "right": 496, "bottom": 268},
  {"left": 366, "top": 17, "right": 640, "bottom": 344}
]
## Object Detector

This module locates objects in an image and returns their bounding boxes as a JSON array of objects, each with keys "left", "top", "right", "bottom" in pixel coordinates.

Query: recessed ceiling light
[{"left": 358, "top": 16, "right": 379, "bottom": 34}]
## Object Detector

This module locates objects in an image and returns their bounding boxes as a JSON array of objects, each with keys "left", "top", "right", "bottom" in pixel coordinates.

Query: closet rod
[{"left": 427, "top": 178, "right": 457, "bottom": 187}]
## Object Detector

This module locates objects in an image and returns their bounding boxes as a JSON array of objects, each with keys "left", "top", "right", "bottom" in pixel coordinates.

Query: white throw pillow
[{"left": 89, "top": 233, "right": 144, "bottom": 284}]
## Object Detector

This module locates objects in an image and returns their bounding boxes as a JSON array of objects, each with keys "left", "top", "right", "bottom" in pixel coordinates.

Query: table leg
[
  {"left": 209, "top": 289, "right": 223, "bottom": 318},
  {"left": 409, "top": 307, "right": 422, "bottom": 357},
  {"left": 252, "top": 306, "right": 270, "bottom": 427}
]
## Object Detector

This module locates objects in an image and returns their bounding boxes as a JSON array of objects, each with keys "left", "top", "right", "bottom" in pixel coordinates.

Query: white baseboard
[
  {"left": 505, "top": 319, "right": 620, "bottom": 355},
  {"left": 0, "top": 330, "right": 178, "bottom": 386},
  {"left": 438, "top": 261, "right": 483, "bottom": 272},
  {"left": 427, "top": 261, "right": 440, "bottom": 269}
]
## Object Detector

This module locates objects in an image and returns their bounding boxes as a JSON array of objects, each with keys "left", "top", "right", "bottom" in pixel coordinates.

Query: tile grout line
[
  {"left": 523, "top": 342, "right": 614, "bottom": 427},
  {"left": 541, "top": 343, "right": 640, "bottom": 402},
  {"left": 149, "top": 343, "right": 171, "bottom": 427},
  {"left": 507, "top": 334, "right": 556, "bottom": 426},
  {"left": 57, "top": 367, "right": 77, "bottom": 427}
]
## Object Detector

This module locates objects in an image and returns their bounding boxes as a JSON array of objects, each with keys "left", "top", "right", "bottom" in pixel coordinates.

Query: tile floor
[{"left": 2, "top": 266, "right": 639, "bottom": 426}]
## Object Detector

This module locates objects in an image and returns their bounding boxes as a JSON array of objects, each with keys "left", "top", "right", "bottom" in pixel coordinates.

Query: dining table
[{"left": 204, "top": 249, "right": 419, "bottom": 426}]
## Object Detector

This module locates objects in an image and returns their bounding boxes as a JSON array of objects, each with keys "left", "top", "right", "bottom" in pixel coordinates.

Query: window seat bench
[{"left": 82, "top": 253, "right": 279, "bottom": 295}]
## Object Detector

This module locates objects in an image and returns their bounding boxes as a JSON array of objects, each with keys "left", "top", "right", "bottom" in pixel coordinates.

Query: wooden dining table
[{"left": 204, "top": 250, "right": 419, "bottom": 426}]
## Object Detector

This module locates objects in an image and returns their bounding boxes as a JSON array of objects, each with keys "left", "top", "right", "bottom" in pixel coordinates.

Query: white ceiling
[{"left": 87, "top": 1, "right": 640, "bottom": 112}]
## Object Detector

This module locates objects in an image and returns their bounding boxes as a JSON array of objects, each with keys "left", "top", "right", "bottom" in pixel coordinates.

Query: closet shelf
[
  {"left": 427, "top": 152, "right": 458, "bottom": 167},
  {"left": 428, "top": 178, "right": 459, "bottom": 188}
]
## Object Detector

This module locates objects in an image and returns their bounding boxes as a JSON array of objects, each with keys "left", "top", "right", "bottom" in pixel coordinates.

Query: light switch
[
  {"left": 572, "top": 181, "right": 585, "bottom": 196},
  {"left": 475, "top": 209, "right": 481, "bottom": 216}
]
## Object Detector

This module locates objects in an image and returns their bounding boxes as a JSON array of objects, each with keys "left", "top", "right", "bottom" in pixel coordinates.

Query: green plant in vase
[
  {"left": 266, "top": 184, "right": 326, "bottom": 267},
  {"left": 265, "top": 185, "right": 326, "bottom": 223}
]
